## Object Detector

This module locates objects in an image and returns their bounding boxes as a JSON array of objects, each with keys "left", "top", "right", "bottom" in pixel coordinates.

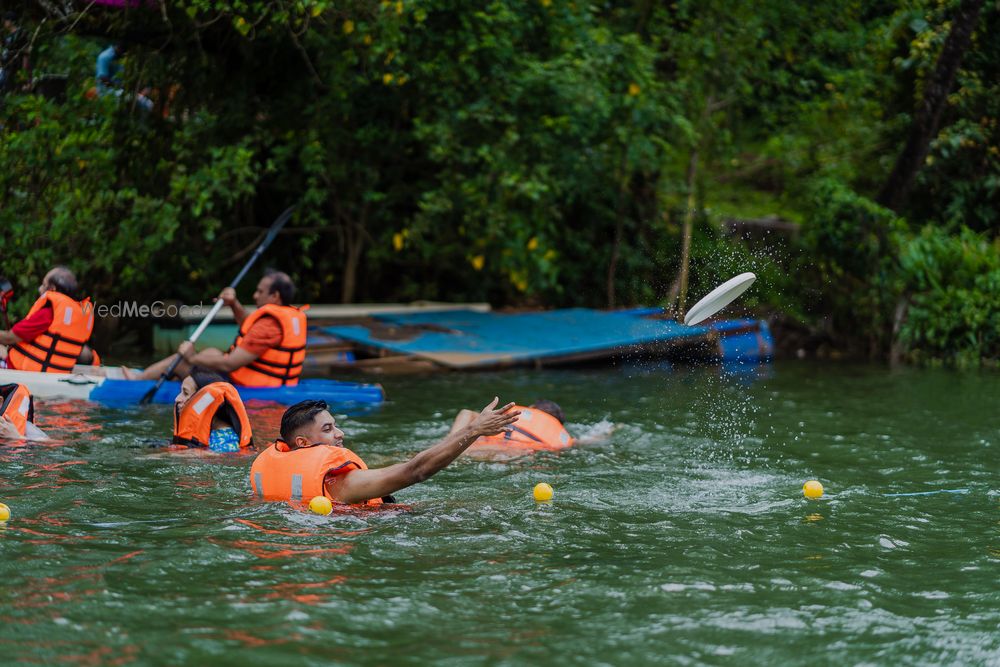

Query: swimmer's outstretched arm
[
  {"left": 326, "top": 398, "right": 520, "bottom": 505},
  {"left": 447, "top": 409, "right": 479, "bottom": 436}
]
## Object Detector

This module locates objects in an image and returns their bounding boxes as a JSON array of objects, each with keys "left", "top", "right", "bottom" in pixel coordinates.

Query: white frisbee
[{"left": 683, "top": 272, "right": 757, "bottom": 326}]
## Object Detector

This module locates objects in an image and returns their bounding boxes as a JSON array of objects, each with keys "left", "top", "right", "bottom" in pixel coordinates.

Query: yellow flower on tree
[
  {"left": 509, "top": 270, "right": 528, "bottom": 292},
  {"left": 343, "top": 20, "right": 355, "bottom": 34},
  {"left": 470, "top": 255, "right": 485, "bottom": 271},
  {"left": 383, "top": 73, "right": 394, "bottom": 85},
  {"left": 393, "top": 233, "right": 404, "bottom": 251},
  {"left": 627, "top": 82, "right": 641, "bottom": 96},
  {"left": 527, "top": 237, "right": 539, "bottom": 251}
]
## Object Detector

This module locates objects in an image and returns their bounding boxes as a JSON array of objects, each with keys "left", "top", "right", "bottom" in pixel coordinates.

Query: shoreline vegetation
[{"left": 1, "top": 1, "right": 997, "bottom": 367}]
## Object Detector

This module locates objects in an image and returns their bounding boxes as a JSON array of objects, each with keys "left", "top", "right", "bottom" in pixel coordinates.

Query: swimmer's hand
[
  {"left": 0, "top": 415, "right": 21, "bottom": 440},
  {"left": 470, "top": 397, "right": 520, "bottom": 437}
]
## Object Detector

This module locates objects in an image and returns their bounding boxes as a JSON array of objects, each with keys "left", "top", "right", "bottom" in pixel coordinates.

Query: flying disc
[{"left": 683, "top": 272, "right": 756, "bottom": 326}]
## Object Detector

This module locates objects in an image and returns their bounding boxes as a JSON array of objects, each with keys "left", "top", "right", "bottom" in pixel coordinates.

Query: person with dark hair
[
  {"left": 77, "top": 344, "right": 100, "bottom": 366},
  {"left": 126, "top": 270, "right": 307, "bottom": 387},
  {"left": 448, "top": 399, "right": 576, "bottom": 457},
  {"left": 0, "top": 267, "right": 95, "bottom": 373},
  {"left": 172, "top": 369, "right": 253, "bottom": 452},
  {"left": 250, "top": 398, "right": 520, "bottom": 507},
  {"left": 0, "top": 11, "right": 30, "bottom": 95}
]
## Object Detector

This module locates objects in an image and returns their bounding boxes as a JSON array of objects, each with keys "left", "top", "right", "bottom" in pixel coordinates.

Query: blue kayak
[{"left": 0, "top": 368, "right": 385, "bottom": 409}]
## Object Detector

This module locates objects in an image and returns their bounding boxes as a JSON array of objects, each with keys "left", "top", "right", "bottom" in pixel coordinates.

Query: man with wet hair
[
  {"left": 126, "top": 270, "right": 308, "bottom": 386},
  {"left": 250, "top": 398, "right": 520, "bottom": 506},
  {"left": 0, "top": 267, "right": 94, "bottom": 373}
]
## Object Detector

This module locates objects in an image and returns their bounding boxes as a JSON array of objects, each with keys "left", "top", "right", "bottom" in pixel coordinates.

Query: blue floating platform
[{"left": 324, "top": 309, "right": 772, "bottom": 369}]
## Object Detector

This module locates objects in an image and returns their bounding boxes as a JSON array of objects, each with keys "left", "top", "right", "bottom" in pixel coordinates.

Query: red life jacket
[
  {"left": 228, "top": 304, "right": 308, "bottom": 387},
  {"left": 249, "top": 440, "right": 383, "bottom": 506},
  {"left": 172, "top": 382, "right": 253, "bottom": 449},
  {"left": 0, "top": 383, "right": 34, "bottom": 437},
  {"left": 472, "top": 405, "right": 574, "bottom": 451},
  {"left": 8, "top": 292, "right": 93, "bottom": 373}
]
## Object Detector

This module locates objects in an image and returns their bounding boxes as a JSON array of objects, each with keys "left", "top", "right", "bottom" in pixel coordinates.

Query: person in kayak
[
  {"left": 250, "top": 397, "right": 519, "bottom": 506},
  {"left": 0, "top": 383, "right": 48, "bottom": 440},
  {"left": 124, "top": 270, "right": 307, "bottom": 387},
  {"left": 172, "top": 370, "right": 253, "bottom": 453},
  {"left": 0, "top": 267, "right": 94, "bottom": 374}
]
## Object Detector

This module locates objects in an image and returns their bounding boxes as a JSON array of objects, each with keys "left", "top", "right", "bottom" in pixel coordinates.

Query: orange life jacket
[
  {"left": 472, "top": 405, "right": 574, "bottom": 451},
  {"left": 249, "top": 440, "right": 383, "bottom": 506},
  {"left": 172, "top": 381, "right": 253, "bottom": 449},
  {"left": 228, "top": 304, "right": 309, "bottom": 387},
  {"left": 8, "top": 292, "right": 93, "bottom": 374},
  {"left": 0, "top": 383, "right": 33, "bottom": 437}
]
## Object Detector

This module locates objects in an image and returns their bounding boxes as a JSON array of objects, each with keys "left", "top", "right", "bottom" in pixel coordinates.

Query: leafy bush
[
  {"left": 897, "top": 226, "right": 1000, "bottom": 365},
  {"left": 798, "top": 178, "right": 906, "bottom": 356}
]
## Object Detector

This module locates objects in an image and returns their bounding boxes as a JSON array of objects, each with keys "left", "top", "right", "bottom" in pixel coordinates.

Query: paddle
[
  {"left": 138, "top": 206, "right": 295, "bottom": 405},
  {"left": 683, "top": 272, "right": 757, "bottom": 326}
]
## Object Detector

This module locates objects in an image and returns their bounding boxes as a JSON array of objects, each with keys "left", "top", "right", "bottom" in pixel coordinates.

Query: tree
[{"left": 877, "top": 0, "right": 985, "bottom": 211}]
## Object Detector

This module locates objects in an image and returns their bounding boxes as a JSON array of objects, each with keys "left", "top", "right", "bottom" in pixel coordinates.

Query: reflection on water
[{"left": 0, "top": 362, "right": 997, "bottom": 665}]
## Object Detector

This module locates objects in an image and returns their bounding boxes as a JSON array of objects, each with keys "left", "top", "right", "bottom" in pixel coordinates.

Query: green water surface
[{"left": 0, "top": 362, "right": 997, "bottom": 666}]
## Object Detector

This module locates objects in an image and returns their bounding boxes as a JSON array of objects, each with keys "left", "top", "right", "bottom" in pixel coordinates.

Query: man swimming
[{"left": 250, "top": 398, "right": 519, "bottom": 506}]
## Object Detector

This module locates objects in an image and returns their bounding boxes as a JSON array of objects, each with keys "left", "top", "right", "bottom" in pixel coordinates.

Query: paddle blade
[
  {"left": 683, "top": 272, "right": 756, "bottom": 326},
  {"left": 138, "top": 384, "right": 158, "bottom": 405}
]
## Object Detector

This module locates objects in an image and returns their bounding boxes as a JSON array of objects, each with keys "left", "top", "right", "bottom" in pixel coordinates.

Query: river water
[{"left": 0, "top": 362, "right": 996, "bottom": 665}]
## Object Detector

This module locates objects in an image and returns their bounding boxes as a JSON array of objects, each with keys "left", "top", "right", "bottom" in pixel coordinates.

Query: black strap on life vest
[
  {"left": 10, "top": 339, "right": 79, "bottom": 372},
  {"left": 505, "top": 425, "right": 544, "bottom": 443},
  {"left": 245, "top": 346, "right": 305, "bottom": 385},
  {"left": 12, "top": 325, "right": 88, "bottom": 372}
]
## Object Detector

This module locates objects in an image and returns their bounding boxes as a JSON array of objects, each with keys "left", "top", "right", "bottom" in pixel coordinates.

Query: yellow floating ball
[
  {"left": 308, "top": 495, "right": 333, "bottom": 516},
  {"left": 533, "top": 483, "right": 553, "bottom": 502},
  {"left": 0, "top": 503, "right": 10, "bottom": 522},
  {"left": 803, "top": 480, "right": 824, "bottom": 499}
]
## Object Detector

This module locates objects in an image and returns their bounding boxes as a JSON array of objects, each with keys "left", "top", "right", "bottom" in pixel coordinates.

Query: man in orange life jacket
[
  {"left": 251, "top": 398, "right": 520, "bottom": 506},
  {"left": 0, "top": 267, "right": 94, "bottom": 373},
  {"left": 448, "top": 399, "right": 575, "bottom": 456},
  {"left": 125, "top": 270, "right": 307, "bottom": 387}
]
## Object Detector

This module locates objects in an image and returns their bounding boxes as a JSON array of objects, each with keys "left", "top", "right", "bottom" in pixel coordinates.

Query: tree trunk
[
  {"left": 675, "top": 150, "right": 699, "bottom": 320},
  {"left": 606, "top": 218, "right": 623, "bottom": 309},
  {"left": 877, "top": 0, "right": 984, "bottom": 212},
  {"left": 606, "top": 149, "right": 632, "bottom": 308},
  {"left": 341, "top": 228, "right": 363, "bottom": 304}
]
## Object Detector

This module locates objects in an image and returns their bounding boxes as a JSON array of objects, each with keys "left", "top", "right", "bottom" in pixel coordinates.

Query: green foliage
[
  {"left": 799, "top": 179, "right": 906, "bottom": 356},
  {"left": 2, "top": 0, "right": 998, "bottom": 364},
  {"left": 897, "top": 226, "right": 1000, "bottom": 365}
]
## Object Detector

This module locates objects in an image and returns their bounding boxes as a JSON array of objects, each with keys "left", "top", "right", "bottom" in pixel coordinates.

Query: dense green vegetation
[{"left": 1, "top": 0, "right": 997, "bottom": 364}]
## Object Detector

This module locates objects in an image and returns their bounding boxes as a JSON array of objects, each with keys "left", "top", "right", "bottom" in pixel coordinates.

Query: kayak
[{"left": 0, "top": 366, "right": 385, "bottom": 408}]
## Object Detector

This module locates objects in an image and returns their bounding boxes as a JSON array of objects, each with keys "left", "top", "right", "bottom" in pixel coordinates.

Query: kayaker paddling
[{"left": 123, "top": 270, "right": 307, "bottom": 387}]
